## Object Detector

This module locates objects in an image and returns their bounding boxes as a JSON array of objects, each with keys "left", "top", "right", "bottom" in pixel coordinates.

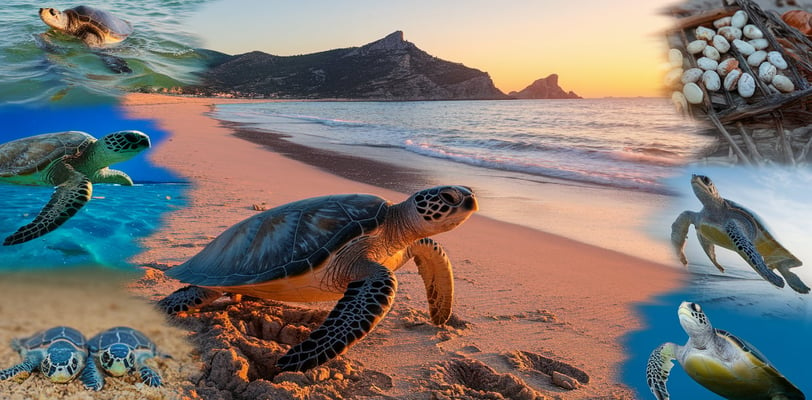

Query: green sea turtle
[
  {"left": 159, "top": 185, "right": 478, "bottom": 371},
  {"left": 671, "top": 174, "right": 809, "bottom": 293},
  {"left": 38, "top": 6, "right": 134, "bottom": 73},
  {"left": 0, "top": 130, "right": 151, "bottom": 245},
  {"left": 0, "top": 326, "right": 95, "bottom": 387},
  {"left": 83, "top": 326, "right": 169, "bottom": 389},
  {"left": 646, "top": 301, "right": 804, "bottom": 400}
]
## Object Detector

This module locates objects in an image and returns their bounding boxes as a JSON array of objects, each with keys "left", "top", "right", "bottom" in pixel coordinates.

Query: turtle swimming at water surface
[
  {"left": 159, "top": 185, "right": 478, "bottom": 371},
  {"left": 671, "top": 174, "right": 809, "bottom": 293},
  {"left": 0, "top": 131, "right": 151, "bottom": 245}
]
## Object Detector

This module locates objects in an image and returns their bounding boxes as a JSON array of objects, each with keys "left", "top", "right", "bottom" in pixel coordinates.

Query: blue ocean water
[
  {"left": 212, "top": 98, "right": 711, "bottom": 194},
  {"left": 0, "top": 0, "right": 210, "bottom": 105}
]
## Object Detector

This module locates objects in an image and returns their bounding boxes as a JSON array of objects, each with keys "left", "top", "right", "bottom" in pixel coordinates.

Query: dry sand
[{"left": 122, "top": 93, "right": 684, "bottom": 400}]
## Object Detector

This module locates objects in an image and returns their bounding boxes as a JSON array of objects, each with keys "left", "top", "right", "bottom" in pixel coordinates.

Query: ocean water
[
  {"left": 212, "top": 98, "right": 711, "bottom": 194},
  {"left": 0, "top": 0, "right": 210, "bottom": 105}
]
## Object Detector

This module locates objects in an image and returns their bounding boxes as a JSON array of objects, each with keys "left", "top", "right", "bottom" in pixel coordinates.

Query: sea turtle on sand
[
  {"left": 83, "top": 326, "right": 169, "bottom": 389},
  {"left": 159, "top": 185, "right": 478, "bottom": 372},
  {"left": 38, "top": 5, "right": 134, "bottom": 73},
  {"left": 0, "top": 326, "right": 96, "bottom": 388},
  {"left": 646, "top": 301, "right": 804, "bottom": 400},
  {"left": 0, "top": 130, "right": 151, "bottom": 246},
  {"left": 671, "top": 174, "right": 809, "bottom": 293}
]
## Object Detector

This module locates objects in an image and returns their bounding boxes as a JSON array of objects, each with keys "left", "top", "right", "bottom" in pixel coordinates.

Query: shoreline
[{"left": 123, "top": 92, "right": 683, "bottom": 399}]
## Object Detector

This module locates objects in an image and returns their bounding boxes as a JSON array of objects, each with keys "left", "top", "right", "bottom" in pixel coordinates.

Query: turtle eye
[
  {"left": 691, "top": 303, "right": 701, "bottom": 312},
  {"left": 701, "top": 176, "right": 710, "bottom": 185},
  {"left": 49, "top": 8, "right": 56, "bottom": 16},
  {"left": 101, "top": 352, "right": 110, "bottom": 364},
  {"left": 439, "top": 189, "right": 462, "bottom": 206}
]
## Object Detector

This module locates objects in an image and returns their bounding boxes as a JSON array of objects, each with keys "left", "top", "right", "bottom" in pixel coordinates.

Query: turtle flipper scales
[
  {"left": 725, "top": 220, "right": 784, "bottom": 288},
  {"left": 671, "top": 211, "right": 696, "bottom": 266},
  {"left": 3, "top": 165, "right": 91, "bottom": 245},
  {"left": 646, "top": 342, "right": 677, "bottom": 400},
  {"left": 79, "top": 355, "right": 104, "bottom": 391},
  {"left": 157, "top": 285, "right": 223, "bottom": 315},
  {"left": 410, "top": 238, "right": 454, "bottom": 325},
  {"left": 277, "top": 263, "right": 397, "bottom": 372},
  {"left": 775, "top": 266, "right": 811, "bottom": 294},
  {"left": 137, "top": 365, "right": 162, "bottom": 386},
  {"left": 0, "top": 354, "right": 43, "bottom": 383}
]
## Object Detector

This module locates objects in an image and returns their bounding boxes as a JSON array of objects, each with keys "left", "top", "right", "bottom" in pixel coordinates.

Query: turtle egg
[
  {"left": 748, "top": 38, "right": 769, "bottom": 50},
  {"left": 695, "top": 26, "right": 716, "bottom": 41},
  {"left": 772, "top": 75, "right": 795, "bottom": 92},
  {"left": 683, "top": 82, "right": 704, "bottom": 104},
  {"left": 737, "top": 72, "right": 756, "bottom": 97},
  {"left": 681, "top": 68, "right": 703, "bottom": 84},
  {"left": 672, "top": 91, "right": 689, "bottom": 113},
  {"left": 767, "top": 51, "right": 788, "bottom": 69},
  {"left": 758, "top": 61, "right": 777, "bottom": 82},
  {"left": 718, "top": 26, "right": 742, "bottom": 41},
  {"left": 713, "top": 16, "right": 732, "bottom": 28},
  {"left": 732, "top": 39, "right": 755, "bottom": 56},
  {"left": 742, "top": 24, "right": 763, "bottom": 39},
  {"left": 747, "top": 50, "right": 767, "bottom": 67},
  {"left": 724, "top": 69, "right": 742, "bottom": 91},
  {"left": 702, "top": 70, "right": 722, "bottom": 91},
  {"left": 712, "top": 35, "right": 730, "bottom": 53},
  {"left": 697, "top": 57, "right": 719, "bottom": 71},
  {"left": 731, "top": 10, "right": 748, "bottom": 28},
  {"left": 664, "top": 68, "right": 684, "bottom": 87},
  {"left": 687, "top": 40, "right": 708, "bottom": 54},
  {"left": 717, "top": 58, "right": 739, "bottom": 76},
  {"left": 668, "top": 49, "right": 684, "bottom": 68},
  {"left": 703, "top": 45, "right": 721, "bottom": 61}
]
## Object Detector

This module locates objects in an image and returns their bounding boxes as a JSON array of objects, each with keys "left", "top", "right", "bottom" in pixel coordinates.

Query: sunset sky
[{"left": 186, "top": 0, "right": 677, "bottom": 98}]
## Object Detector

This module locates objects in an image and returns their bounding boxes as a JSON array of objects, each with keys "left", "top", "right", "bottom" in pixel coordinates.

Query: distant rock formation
[
  {"left": 509, "top": 74, "right": 581, "bottom": 99},
  {"left": 187, "top": 31, "right": 509, "bottom": 101}
]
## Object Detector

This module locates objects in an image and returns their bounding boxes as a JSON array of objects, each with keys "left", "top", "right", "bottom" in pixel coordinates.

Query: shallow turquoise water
[{"left": 0, "top": 0, "right": 211, "bottom": 105}]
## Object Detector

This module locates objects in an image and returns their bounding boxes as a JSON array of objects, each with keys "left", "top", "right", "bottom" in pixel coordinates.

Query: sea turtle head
[
  {"left": 39, "top": 8, "right": 70, "bottom": 31},
  {"left": 41, "top": 341, "right": 84, "bottom": 383},
  {"left": 405, "top": 185, "right": 478, "bottom": 236},
  {"left": 678, "top": 301, "right": 713, "bottom": 340},
  {"left": 99, "top": 343, "right": 135, "bottom": 376},
  {"left": 690, "top": 174, "right": 721, "bottom": 205},
  {"left": 95, "top": 130, "right": 151, "bottom": 164}
]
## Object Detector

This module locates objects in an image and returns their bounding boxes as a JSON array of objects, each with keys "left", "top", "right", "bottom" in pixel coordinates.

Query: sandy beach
[{"left": 122, "top": 93, "right": 683, "bottom": 399}]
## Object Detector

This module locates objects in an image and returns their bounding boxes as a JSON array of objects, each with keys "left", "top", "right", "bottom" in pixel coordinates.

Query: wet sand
[{"left": 123, "top": 93, "right": 683, "bottom": 399}]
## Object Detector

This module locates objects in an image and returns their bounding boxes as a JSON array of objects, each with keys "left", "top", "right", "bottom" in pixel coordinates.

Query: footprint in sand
[
  {"left": 429, "top": 356, "right": 546, "bottom": 400},
  {"left": 505, "top": 350, "right": 590, "bottom": 390}
]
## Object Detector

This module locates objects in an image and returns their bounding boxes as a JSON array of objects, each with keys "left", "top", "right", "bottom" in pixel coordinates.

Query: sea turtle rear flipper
[
  {"left": 135, "top": 358, "right": 162, "bottom": 387},
  {"left": 775, "top": 266, "right": 811, "bottom": 294},
  {"left": 410, "top": 238, "right": 453, "bottom": 325},
  {"left": 79, "top": 355, "right": 104, "bottom": 391},
  {"left": 697, "top": 234, "right": 725, "bottom": 272},
  {"left": 276, "top": 263, "right": 397, "bottom": 372},
  {"left": 671, "top": 211, "right": 696, "bottom": 266},
  {"left": 725, "top": 220, "right": 784, "bottom": 288},
  {"left": 646, "top": 342, "right": 677, "bottom": 400},
  {"left": 157, "top": 285, "right": 223, "bottom": 315},
  {"left": 92, "top": 51, "right": 132, "bottom": 74},
  {"left": 0, "top": 354, "right": 43, "bottom": 383},
  {"left": 3, "top": 165, "right": 92, "bottom": 246}
]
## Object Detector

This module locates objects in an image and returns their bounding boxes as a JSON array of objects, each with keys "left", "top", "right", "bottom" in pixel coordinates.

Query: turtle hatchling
[
  {"left": 0, "top": 326, "right": 96, "bottom": 388},
  {"left": 39, "top": 5, "right": 133, "bottom": 47},
  {"left": 0, "top": 130, "right": 150, "bottom": 245},
  {"left": 159, "top": 185, "right": 478, "bottom": 371},
  {"left": 671, "top": 174, "right": 809, "bottom": 293},
  {"left": 646, "top": 301, "right": 804, "bottom": 400},
  {"left": 84, "top": 326, "right": 169, "bottom": 389}
]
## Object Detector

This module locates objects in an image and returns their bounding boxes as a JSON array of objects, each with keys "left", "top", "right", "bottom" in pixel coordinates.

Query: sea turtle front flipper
[
  {"left": 646, "top": 342, "right": 677, "bottom": 400},
  {"left": 92, "top": 51, "right": 132, "bottom": 74},
  {"left": 725, "top": 220, "right": 784, "bottom": 288},
  {"left": 3, "top": 165, "right": 92, "bottom": 246},
  {"left": 0, "top": 354, "right": 43, "bottom": 383},
  {"left": 136, "top": 359, "right": 162, "bottom": 387},
  {"left": 157, "top": 285, "right": 223, "bottom": 315},
  {"left": 79, "top": 355, "right": 104, "bottom": 391},
  {"left": 410, "top": 238, "right": 454, "bottom": 325},
  {"left": 697, "top": 234, "right": 725, "bottom": 272},
  {"left": 91, "top": 167, "right": 133, "bottom": 185},
  {"left": 276, "top": 263, "right": 397, "bottom": 372},
  {"left": 671, "top": 211, "right": 696, "bottom": 266},
  {"left": 775, "top": 266, "right": 811, "bottom": 294}
]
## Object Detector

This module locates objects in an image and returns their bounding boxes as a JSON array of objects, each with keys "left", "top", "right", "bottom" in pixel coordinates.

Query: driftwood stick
[
  {"left": 736, "top": 122, "right": 762, "bottom": 164},
  {"left": 773, "top": 113, "right": 795, "bottom": 165},
  {"left": 708, "top": 112, "right": 753, "bottom": 165}
]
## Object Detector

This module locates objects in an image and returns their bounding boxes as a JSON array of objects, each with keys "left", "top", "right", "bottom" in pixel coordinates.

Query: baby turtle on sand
[
  {"left": 159, "top": 186, "right": 478, "bottom": 371},
  {"left": 671, "top": 174, "right": 809, "bottom": 293},
  {"left": 646, "top": 302, "right": 804, "bottom": 400},
  {"left": 0, "top": 131, "right": 151, "bottom": 245},
  {"left": 0, "top": 326, "right": 94, "bottom": 387},
  {"left": 83, "top": 326, "right": 169, "bottom": 389},
  {"left": 39, "top": 6, "right": 132, "bottom": 47}
]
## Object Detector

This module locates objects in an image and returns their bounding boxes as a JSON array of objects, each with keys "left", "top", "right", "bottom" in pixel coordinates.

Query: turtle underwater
[
  {"left": 646, "top": 302, "right": 804, "bottom": 400},
  {"left": 83, "top": 326, "right": 169, "bottom": 389},
  {"left": 671, "top": 174, "right": 809, "bottom": 293},
  {"left": 159, "top": 185, "right": 478, "bottom": 372},
  {"left": 0, "top": 131, "right": 151, "bottom": 245},
  {"left": 0, "top": 326, "right": 96, "bottom": 388}
]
